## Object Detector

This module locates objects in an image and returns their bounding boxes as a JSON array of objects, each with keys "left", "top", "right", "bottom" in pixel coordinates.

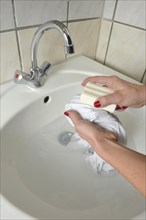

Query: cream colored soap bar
[{"left": 80, "top": 82, "right": 116, "bottom": 113}]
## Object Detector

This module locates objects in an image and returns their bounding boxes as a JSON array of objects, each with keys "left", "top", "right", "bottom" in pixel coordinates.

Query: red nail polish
[
  {"left": 122, "top": 106, "right": 128, "bottom": 110},
  {"left": 94, "top": 101, "right": 101, "bottom": 108},
  {"left": 15, "top": 73, "right": 19, "bottom": 78},
  {"left": 116, "top": 105, "right": 122, "bottom": 110},
  {"left": 64, "top": 111, "right": 69, "bottom": 117}
]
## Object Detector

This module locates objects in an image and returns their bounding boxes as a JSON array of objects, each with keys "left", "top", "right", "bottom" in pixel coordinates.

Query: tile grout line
[
  {"left": 94, "top": 0, "right": 106, "bottom": 61},
  {"left": 1, "top": 17, "right": 145, "bottom": 34},
  {"left": 103, "top": 18, "right": 146, "bottom": 31},
  {"left": 66, "top": 0, "right": 69, "bottom": 28},
  {"left": 103, "top": 0, "right": 118, "bottom": 65},
  {"left": 0, "top": 18, "right": 101, "bottom": 34},
  {"left": 94, "top": 18, "right": 103, "bottom": 60},
  {"left": 140, "top": 69, "right": 146, "bottom": 83},
  {"left": 141, "top": 27, "right": 146, "bottom": 83},
  {"left": 11, "top": 0, "right": 23, "bottom": 71}
]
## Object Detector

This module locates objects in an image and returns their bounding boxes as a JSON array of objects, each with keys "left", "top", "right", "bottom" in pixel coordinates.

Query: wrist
[
  {"left": 92, "top": 135, "right": 118, "bottom": 156},
  {"left": 93, "top": 137, "right": 125, "bottom": 169},
  {"left": 133, "top": 85, "right": 146, "bottom": 107}
]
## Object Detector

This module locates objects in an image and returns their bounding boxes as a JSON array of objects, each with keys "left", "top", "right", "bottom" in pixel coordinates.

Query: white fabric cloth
[{"left": 65, "top": 94, "right": 127, "bottom": 174}]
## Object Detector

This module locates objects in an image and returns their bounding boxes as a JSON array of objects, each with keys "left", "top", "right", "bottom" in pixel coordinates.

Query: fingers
[
  {"left": 64, "top": 110, "right": 83, "bottom": 126},
  {"left": 95, "top": 91, "right": 122, "bottom": 107},
  {"left": 64, "top": 110, "right": 119, "bottom": 145},
  {"left": 115, "top": 105, "right": 128, "bottom": 111},
  {"left": 94, "top": 91, "right": 128, "bottom": 110},
  {"left": 82, "top": 76, "right": 125, "bottom": 108},
  {"left": 82, "top": 75, "right": 117, "bottom": 88}
]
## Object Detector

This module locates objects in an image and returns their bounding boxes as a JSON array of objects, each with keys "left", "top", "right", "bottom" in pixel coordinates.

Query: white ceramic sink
[{"left": 1, "top": 55, "right": 145, "bottom": 219}]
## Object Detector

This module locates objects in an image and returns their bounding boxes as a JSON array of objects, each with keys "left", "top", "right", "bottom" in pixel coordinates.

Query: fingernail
[
  {"left": 94, "top": 101, "right": 101, "bottom": 108},
  {"left": 15, "top": 73, "right": 19, "bottom": 79},
  {"left": 122, "top": 106, "right": 128, "bottom": 110},
  {"left": 116, "top": 105, "right": 128, "bottom": 111},
  {"left": 116, "top": 105, "right": 122, "bottom": 110},
  {"left": 64, "top": 111, "right": 69, "bottom": 117}
]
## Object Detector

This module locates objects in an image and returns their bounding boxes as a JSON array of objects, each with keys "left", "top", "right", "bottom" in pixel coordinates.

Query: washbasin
[{"left": 1, "top": 55, "right": 146, "bottom": 219}]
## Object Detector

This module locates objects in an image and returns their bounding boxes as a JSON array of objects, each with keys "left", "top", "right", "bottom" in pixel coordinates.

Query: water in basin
[
  {"left": 13, "top": 115, "right": 145, "bottom": 214},
  {"left": 1, "top": 81, "right": 145, "bottom": 219}
]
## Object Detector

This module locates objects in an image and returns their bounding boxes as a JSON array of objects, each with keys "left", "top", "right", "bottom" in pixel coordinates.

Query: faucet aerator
[{"left": 65, "top": 45, "right": 74, "bottom": 54}]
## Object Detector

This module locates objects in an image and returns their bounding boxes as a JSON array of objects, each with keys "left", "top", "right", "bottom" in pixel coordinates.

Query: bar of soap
[{"left": 80, "top": 82, "right": 116, "bottom": 113}]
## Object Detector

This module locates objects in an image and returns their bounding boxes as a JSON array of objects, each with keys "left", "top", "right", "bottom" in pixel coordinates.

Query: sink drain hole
[
  {"left": 44, "top": 96, "right": 49, "bottom": 103},
  {"left": 58, "top": 131, "right": 74, "bottom": 146}
]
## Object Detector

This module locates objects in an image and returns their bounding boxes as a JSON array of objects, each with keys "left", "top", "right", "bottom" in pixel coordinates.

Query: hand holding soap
[{"left": 80, "top": 81, "right": 116, "bottom": 113}]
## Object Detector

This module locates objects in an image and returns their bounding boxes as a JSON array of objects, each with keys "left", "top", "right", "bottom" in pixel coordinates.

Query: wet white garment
[{"left": 65, "top": 94, "right": 127, "bottom": 174}]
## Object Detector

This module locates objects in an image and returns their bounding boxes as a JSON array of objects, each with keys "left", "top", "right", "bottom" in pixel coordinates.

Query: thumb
[
  {"left": 98, "top": 91, "right": 122, "bottom": 107},
  {"left": 64, "top": 110, "right": 83, "bottom": 126}
]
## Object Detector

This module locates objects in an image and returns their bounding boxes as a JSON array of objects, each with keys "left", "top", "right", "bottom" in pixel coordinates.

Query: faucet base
[{"left": 14, "top": 62, "right": 51, "bottom": 88}]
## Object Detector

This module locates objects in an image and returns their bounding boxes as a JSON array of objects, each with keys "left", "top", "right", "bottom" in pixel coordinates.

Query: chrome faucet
[{"left": 14, "top": 20, "right": 74, "bottom": 88}]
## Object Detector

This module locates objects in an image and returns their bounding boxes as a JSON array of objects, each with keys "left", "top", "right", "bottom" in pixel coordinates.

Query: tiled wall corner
[
  {"left": 67, "top": 0, "right": 104, "bottom": 60},
  {"left": 96, "top": 0, "right": 146, "bottom": 82},
  {"left": 0, "top": 32, "right": 20, "bottom": 83},
  {"left": 68, "top": 19, "right": 100, "bottom": 60},
  {"left": 1, "top": 0, "right": 105, "bottom": 84},
  {"left": 105, "top": 23, "right": 146, "bottom": 82},
  {"left": 96, "top": 20, "right": 112, "bottom": 63},
  {"left": 2, "top": 0, "right": 145, "bottom": 84}
]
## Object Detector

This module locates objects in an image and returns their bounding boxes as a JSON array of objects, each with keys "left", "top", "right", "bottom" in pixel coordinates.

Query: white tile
[
  {"left": 18, "top": 25, "right": 67, "bottom": 72},
  {"left": 106, "top": 23, "right": 146, "bottom": 81},
  {"left": 14, "top": 0, "right": 67, "bottom": 27},
  {"left": 96, "top": 20, "right": 112, "bottom": 63},
  {"left": 68, "top": 0, "right": 104, "bottom": 20},
  {"left": 0, "top": 0, "right": 15, "bottom": 31},
  {"left": 68, "top": 19, "right": 100, "bottom": 60},
  {"left": 115, "top": 0, "right": 146, "bottom": 29},
  {"left": 0, "top": 32, "right": 20, "bottom": 83},
  {"left": 103, "top": 0, "right": 116, "bottom": 20}
]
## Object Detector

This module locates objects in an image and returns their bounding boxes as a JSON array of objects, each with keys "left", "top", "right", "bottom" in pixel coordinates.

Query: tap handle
[
  {"left": 14, "top": 70, "right": 28, "bottom": 84},
  {"left": 40, "top": 61, "right": 51, "bottom": 76},
  {"left": 14, "top": 62, "right": 51, "bottom": 87}
]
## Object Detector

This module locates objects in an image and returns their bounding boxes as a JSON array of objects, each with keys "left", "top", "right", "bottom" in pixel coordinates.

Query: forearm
[
  {"left": 66, "top": 109, "right": 146, "bottom": 197},
  {"left": 94, "top": 139, "right": 146, "bottom": 197}
]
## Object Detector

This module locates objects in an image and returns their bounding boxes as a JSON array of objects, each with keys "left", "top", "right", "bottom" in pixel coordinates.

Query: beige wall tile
[
  {"left": 0, "top": 32, "right": 20, "bottom": 83},
  {"left": 18, "top": 28, "right": 36, "bottom": 72},
  {"left": 18, "top": 26, "right": 67, "bottom": 72},
  {"left": 68, "top": 19, "right": 100, "bottom": 60},
  {"left": 105, "top": 23, "right": 146, "bottom": 81},
  {"left": 96, "top": 20, "right": 112, "bottom": 63}
]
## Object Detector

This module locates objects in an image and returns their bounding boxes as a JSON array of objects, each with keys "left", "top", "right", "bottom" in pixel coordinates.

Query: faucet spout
[
  {"left": 31, "top": 20, "right": 74, "bottom": 70},
  {"left": 14, "top": 20, "right": 74, "bottom": 88}
]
